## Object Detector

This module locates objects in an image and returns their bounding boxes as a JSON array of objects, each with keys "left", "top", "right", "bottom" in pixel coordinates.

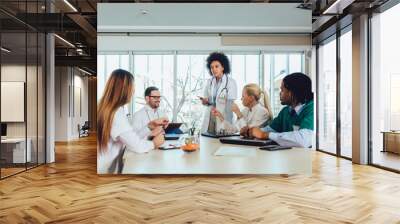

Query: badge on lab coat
[{"left": 217, "top": 91, "right": 227, "bottom": 104}]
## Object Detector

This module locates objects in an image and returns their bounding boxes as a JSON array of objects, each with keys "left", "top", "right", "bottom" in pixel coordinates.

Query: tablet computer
[{"left": 164, "top": 123, "right": 183, "bottom": 134}]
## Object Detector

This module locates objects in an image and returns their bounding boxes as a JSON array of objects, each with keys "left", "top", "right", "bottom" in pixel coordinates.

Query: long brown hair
[
  {"left": 243, "top": 83, "right": 273, "bottom": 119},
  {"left": 97, "top": 69, "right": 134, "bottom": 152}
]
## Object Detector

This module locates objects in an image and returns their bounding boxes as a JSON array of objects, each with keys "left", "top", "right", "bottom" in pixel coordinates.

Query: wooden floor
[
  {"left": 1, "top": 135, "right": 400, "bottom": 223},
  {"left": 1, "top": 167, "right": 26, "bottom": 178}
]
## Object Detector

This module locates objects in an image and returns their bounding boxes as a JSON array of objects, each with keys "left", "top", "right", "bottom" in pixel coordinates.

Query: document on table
[
  {"left": 159, "top": 140, "right": 183, "bottom": 150},
  {"left": 214, "top": 146, "right": 257, "bottom": 157}
]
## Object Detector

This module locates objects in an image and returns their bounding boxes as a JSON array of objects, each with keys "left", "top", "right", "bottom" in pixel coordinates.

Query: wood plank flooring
[{"left": 0, "top": 135, "right": 400, "bottom": 223}]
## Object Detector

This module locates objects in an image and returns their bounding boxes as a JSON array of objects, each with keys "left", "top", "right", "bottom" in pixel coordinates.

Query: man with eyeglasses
[{"left": 132, "top": 86, "right": 169, "bottom": 139}]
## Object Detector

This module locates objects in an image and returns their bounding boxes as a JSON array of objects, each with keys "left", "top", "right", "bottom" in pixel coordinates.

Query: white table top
[{"left": 122, "top": 136, "right": 312, "bottom": 175}]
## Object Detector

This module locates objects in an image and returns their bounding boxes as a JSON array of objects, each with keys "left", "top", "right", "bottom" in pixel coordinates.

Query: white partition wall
[{"left": 1, "top": 82, "right": 24, "bottom": 122}]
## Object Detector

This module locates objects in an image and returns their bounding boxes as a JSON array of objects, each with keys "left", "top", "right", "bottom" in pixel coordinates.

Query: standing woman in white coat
[
  {"left": 97, "top": 69, "right": 165, "bottom": 174},
  {"left": 199, "top": 52, "right": 238, "bottom": 134}
]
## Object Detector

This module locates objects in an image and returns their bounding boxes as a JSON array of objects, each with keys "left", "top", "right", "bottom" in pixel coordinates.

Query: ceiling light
[
  {"left": 322, "top": 0, "right": 354, "bottom": 14},
  {"left": 63, "top": 0, "right": 78, "bottom": 12},
  {"left": 54, "top": 34, "right": 75, "bottom": 48},
  {"left": 1, "top": 47, "right": 11, "bottom": 53},
  {"left": 323, "top": 0, "right": 341, "bottom": 14},
  {"left": 78, "top": 67, "right": 92, "bottom": 76}
]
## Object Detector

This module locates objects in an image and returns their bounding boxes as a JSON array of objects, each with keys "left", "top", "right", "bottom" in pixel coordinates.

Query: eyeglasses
[{"left": 148, "top": 96, "right": 162, "bottom": 99}]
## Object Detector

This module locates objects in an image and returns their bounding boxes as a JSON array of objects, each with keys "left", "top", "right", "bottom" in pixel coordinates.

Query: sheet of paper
[
  {"left": 214, "top": 146, "right": 257, "bottom": 157},
  {"left": 160, "top": 140, "right": 183, "bottom": 149}
]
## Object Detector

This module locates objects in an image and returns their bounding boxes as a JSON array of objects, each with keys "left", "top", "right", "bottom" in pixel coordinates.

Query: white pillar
[
  {"left": 352, "top": 14, "right": 369, "bottom": 164},
  {"left": 45, "top": 0, "right": 56, "bottom": 163},
  {"left": 46, "top": 33, "right": 55, "bottom": 163}
]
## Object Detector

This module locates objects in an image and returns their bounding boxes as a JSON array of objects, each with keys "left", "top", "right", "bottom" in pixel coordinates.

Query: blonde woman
[
  {"left": 212, "top": 83, "right": 273, "bottom": 136},
  {"left": 97, "top": 69, "right": 166, "bottom": 174}
]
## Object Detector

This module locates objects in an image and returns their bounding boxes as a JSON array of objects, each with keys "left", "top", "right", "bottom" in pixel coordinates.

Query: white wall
[
  {"left": 98, "top": 34, "right": 311, "bottom": 52},
  {"left": 98, "top": 3, "right": 311, "bottom": 52},
  {"left": 1, "top": 65, "right": 37, "bottom": 137},
  {"left": 55, "top": 67, "right": 68, "bottom": 141},
  {"left": 98, "top": 3, "right": 311, "bottom": 33},
  {"left": 54, "top": 67, "right": 89, "bottom": 141}
]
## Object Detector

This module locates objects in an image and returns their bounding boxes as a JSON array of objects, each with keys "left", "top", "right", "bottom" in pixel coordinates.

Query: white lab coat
[
  {"left": 201, "top": 74, "right": 237, "bottom": 133},
  {"left": 97, "top": 106, "right": 154, "bottom": 174},
  {"left": 131, "top": 105, "right": 167, "bottom": 139},
  {"left": 220, "top": 103, "right": 271, "bottom": 133}
]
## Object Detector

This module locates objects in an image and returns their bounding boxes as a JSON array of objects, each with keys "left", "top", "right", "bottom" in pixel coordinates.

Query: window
[
  {"left": 318, "top": 38, "right": 337, "bottom": 154},
  {"left": 176, "top": 55, "right": 208, "bottom": 129},
  {"left": 230, "top": 54, "right": 260, "bottom": 92},
  {"left": 98, "top": 52, "right": 305, "bottom": 132},
  {"left": 371, "top": 3, "right": 400, "bottom": 171},
  {"left": 0, "top": 3, "right": 46, "bottom": 179},
  {"left": 265, "top": 53, "right": 305, "bottom": 116},
  {"left": 340, "top": 29, "right": 352, "bottom": 158},
  {"left": 133, "top": 55, "right": 174, "bottom": 116},
  {"left": 97, "top": 54, "right": 129, "bottom": 101}
]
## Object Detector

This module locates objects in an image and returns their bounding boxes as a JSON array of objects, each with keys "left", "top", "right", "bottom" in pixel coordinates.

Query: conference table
[{"left": 122, "top": 136, "right": 312, "bottom": 175}]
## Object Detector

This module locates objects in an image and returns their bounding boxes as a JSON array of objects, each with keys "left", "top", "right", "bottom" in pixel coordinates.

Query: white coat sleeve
[
  {"left": 118, "top": 132, "right": 154, "bottom": 153},
  {"left": 111, "top": 109, "right": 154, "bottom": 153},
  {"left": 221, "top": 120, "right": 239, "bottom": 133},
  {"left": 203, "top": 79, "right": 211, "bottom": 98},
  {"left": 131, "top": 110, "right": 151, "bottom": 139},
  {"left": 234, "top": 109, "right": 248, "bottom": 130},
  {"left": 268, "top": 129, "right": 313, "bottom": 148}
]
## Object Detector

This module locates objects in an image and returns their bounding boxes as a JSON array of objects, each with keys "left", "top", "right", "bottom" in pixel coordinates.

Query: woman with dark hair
[
  {"left": 199, "top": 52, "right": 238, "bottom": 135},
  {"left": 247, "top": 72, "right": 314, "bottom": 148},
  {"left": 97, "top": 69, "right": 165, "bottom": 174}
]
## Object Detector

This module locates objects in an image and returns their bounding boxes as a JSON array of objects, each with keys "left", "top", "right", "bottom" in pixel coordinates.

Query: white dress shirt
[
  {"left": 221, "top": 103, "right": 271, "bottom": 133},
  {"left": 264, "top": 104, "right": 313, "bottom": 148},
  {"left": 131, "top": 105, "right": 166, "bottom": 138},
  {"left": 97, "top": 106, "right": 154, "bottom": 174}
]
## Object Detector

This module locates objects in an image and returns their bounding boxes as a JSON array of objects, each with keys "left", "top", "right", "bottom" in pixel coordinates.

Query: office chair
[{"left": 78, "top": 121, "right": 90, "bottom": 138}]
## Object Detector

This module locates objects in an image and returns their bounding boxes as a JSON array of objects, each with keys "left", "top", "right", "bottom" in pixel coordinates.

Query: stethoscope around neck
[{"left": 209, "top": 74, "right": 229, "bottom": 105}]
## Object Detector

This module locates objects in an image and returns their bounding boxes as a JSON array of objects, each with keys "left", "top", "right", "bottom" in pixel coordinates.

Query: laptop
[
  {"left": 164, "top": 133, "right": 181, "bottom": 141},
  {"left": 164, "top": 123, "right": 183, "bottom": 140},
  {"left": 164, "top": 123, "right": 183, "bottom": 134},
  {"left": 219, "top": 136, "right": 277, "bottom": 146},
  {"left": 201, "top": 132, "right": 240, "bottom": 138}
]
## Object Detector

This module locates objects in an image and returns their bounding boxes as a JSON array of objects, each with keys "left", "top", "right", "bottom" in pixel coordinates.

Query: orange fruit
[{"left": 181, "top": 143, "right": 199, "bottom": 152}]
